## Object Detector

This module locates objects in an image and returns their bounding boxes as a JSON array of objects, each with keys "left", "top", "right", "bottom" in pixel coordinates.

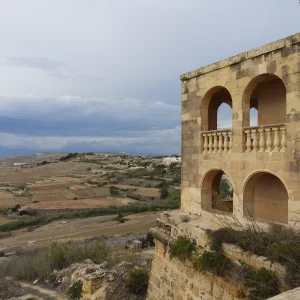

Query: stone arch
[
  {"left": 242, "top": 74, "right": 287, "bottom": 127},
  {"left": 243, "top": 171, "right": 289, "bottom": 224},
  {"left": 201, "top": 86, "right": 233, "bottom": 131},
  {"left": 201, "top": 169, "right": 233, "bottom": 213}
]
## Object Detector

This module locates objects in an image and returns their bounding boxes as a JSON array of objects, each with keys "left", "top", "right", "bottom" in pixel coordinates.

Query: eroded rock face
[{"left": 53, "top": 257, "right": 152, "bottom": 300}]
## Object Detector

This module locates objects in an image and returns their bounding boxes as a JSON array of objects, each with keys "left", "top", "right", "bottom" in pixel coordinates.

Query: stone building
[
  {"left": 147, "top": 33, "right": 300, "bottom": 300},
  {"left": 181, "top": 32, "right": 300, "bottom": 225}
]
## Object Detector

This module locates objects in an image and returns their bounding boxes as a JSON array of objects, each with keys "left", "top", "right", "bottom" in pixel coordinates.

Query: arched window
[
  {"left": 201, "top": 169, "right": 233, "bottom": 213},
  {"left": 202, "top": 87, "right": 233, "bottom": 131},
  {"left": 243, "top": 74, "right": 286, "bottom": 128}
]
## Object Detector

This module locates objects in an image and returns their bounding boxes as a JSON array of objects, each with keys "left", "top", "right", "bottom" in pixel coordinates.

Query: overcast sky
[{"left": 0, "top": 0, "right": 299, "bottom": 156}]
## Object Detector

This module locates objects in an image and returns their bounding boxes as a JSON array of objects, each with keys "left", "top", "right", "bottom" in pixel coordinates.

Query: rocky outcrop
[{"left": 53, "top": 257, "right": 152, "bottom": 300}]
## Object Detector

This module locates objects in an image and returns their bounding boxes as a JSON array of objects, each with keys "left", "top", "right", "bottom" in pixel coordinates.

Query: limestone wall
[{"left": 147, "top": 239, "right": 247, "bottom": 300}]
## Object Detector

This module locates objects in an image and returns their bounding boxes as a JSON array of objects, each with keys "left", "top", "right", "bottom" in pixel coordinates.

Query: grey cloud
[{"left": 1, "top": 56, "right": 72, "bottom": 78}]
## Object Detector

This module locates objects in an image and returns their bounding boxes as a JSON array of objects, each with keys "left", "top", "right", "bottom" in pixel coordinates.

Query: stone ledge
[
  {"left": 180, "top": 32, "right": 300, "bottom": 80},
  {"left": 153, "top": 210, "right": 219, "bottom": 248},
  {"left": 152, "top": 210, "right": 287, "bottom": 282},
  {"left": 267, "top": 287, "right": 300, "bottom": 300}
]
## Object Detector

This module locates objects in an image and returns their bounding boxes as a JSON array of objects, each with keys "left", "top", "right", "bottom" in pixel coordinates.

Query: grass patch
[
  {"left": 193, "top": 251, "right": 230, "bottom": 276},
  {"left": 248, "top": 268, "right": 280, "bottom": 300},
  {"left": 169, "top": 236, "right": 196, "bottom": 261}
]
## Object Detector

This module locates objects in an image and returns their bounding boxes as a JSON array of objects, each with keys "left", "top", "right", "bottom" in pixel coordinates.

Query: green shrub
[
  {"left": 114, "top": 213, "right": 128, "bottom": 223},
  {"left": 109, "top": 186, "right": 120, "bottom": 196},
  {"left": 193, "top": 251, "right": 230, "bottom": 276},
  {"left": 169, "top": 237, "right": 196, "bottom": 261},
  {"left": 166, "top": 190, "right": 180, "bottom": 206},
  {"left": 67, "top": 281, "right": 83, "bottom": 300},
  {"left": 126, "top": 269, "right": 149, "bottom": 295},
  {"left": 219, "top": 181, "right": 232, "bottom": 199},
  {"left": 127, "top": 193, "right": 141, "bottom": 201}
]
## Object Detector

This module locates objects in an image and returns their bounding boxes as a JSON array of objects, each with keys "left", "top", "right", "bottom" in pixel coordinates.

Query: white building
[{"left": 162, "top": 157, "right": 181, "bottom": 166}]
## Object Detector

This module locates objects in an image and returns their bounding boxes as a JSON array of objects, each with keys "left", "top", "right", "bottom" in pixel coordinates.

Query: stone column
[
  {"left": 265, "top": 128, "right": 272, "bottom": 152},
  {"left": 245, "top": 130, "right": 252, "bottom": 152},
  {"left": 273, "top": 127, "right": 280, "bottom": 152},
  {"left": 258, "top": 128, "right": 265, "bottom": 152},
  {"left": 217, "top": 133, "right": 223, "bottom": 153},
  {"left": 203, "top": 134, "right": 208, "bottom": 153},
  {"left": 251, "top": 129, "right": 258, "bottom": 152},
  {"left": 280, "top": 127, "right": 287, "bottom": 153},
  {"left": 213, "top": 132, "right": 218, "bottom": 153},
  {"left": 223, "top": 132, "right": 229, "bottom": 153}
]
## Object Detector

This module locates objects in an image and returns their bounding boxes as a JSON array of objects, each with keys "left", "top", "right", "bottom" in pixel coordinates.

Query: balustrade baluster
[
  {"left": 213, "top": 132, "right": 218, "bottom": 153},
  {"left": 280, "top": 127, "right": 287, "bottom": 153},
  {"left": 273, "top": 128, "right": 280, "bottom": 152},
  {"left": 258, "top": 128, "right": 265, "bottom": 152},
  {"left": 217, "top": 133, "right": 223, "bottom": 153},
  {"left": 265, "top": 128, "right": 272, "bottom": 152},
  {"left": 228, "top": 132, "right": 232, "bottom": 152},
  {"left": 251, "top": 129, "right": 258, "bottom": 152},
  {"left": 223, "top": 132, "right": 228, "bottom": 153},
  {"left": 203, "top": 134, "right": 208, "bottom": 153},
  {"left": 208, "top": 134, "right": 213, "bottom": 153},
  {"left": 245, "top": 130, "right": 252, "bottom": 152}
]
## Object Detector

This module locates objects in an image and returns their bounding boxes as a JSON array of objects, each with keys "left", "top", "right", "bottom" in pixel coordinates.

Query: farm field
[
  {"left": 0, "top": 212, "right": 157, "bottom": 250},
  {"left": 0, "top": 152, "right": 181, "bottom": 251}
]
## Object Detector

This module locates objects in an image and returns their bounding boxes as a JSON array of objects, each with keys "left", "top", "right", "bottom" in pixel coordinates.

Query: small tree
[{"left": 160, "top": 185, "right": 169, "bottom": 199}]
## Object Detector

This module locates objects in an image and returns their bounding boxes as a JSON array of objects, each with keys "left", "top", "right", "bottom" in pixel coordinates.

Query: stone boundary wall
[{"left": 147, "top": 211, "right": 290, "bottom": 300}]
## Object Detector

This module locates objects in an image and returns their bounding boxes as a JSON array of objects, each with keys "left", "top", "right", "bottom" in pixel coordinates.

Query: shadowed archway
[{"left": 243, "top": 172, "right": 288, "bottom": 224}]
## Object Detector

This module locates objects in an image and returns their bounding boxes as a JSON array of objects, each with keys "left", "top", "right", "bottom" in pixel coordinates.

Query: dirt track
[{"left": 0, "top": 212, "right": 157, "bottom": 250}]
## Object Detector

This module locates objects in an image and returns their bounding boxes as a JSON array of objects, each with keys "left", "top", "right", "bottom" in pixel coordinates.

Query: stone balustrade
[
  {"left": 244, "top": 124, "right": 286, "bottom": 153},
  {"left": 202, "top": 130, "right": 232, "bottom": 153}
]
